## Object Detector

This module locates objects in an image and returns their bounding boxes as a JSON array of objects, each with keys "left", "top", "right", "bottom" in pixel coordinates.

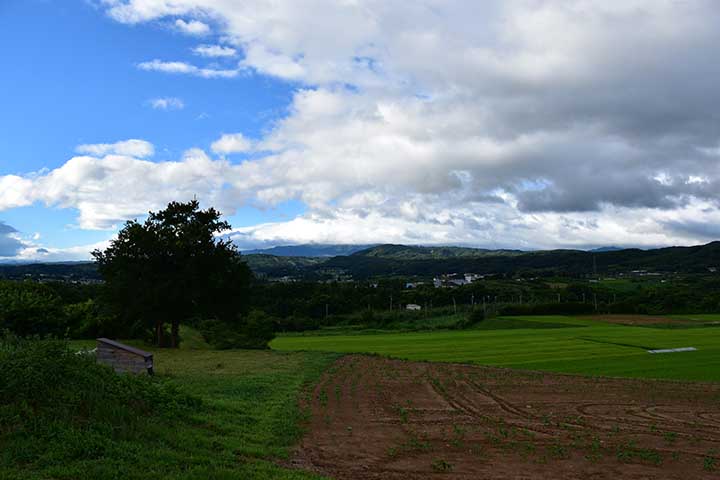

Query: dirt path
[{"left": 290, "top": 355, "right": 720, "bottom": 479}]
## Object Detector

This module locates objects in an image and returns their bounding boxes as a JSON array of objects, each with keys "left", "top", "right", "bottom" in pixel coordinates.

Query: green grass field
[
  {"left": 272, "top": 315, "right": 720, "bottom": 382},
  {"left": 669, "top": 313, "right": 720, "bottom": 322},
  {"left": 5, "top": 342, "right": 337, "bottom": 480}
]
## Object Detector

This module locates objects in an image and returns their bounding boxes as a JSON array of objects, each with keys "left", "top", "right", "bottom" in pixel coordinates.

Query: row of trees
[
  {"left": 4, "top": 200, "right": 720, "bottom": 345},
  {"left": 247, "top": 276, "right": 720, "bottom": 326}
]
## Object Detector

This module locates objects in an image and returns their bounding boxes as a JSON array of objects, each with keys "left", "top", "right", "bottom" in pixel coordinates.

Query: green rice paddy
[{"left": 272, "top": 315, "right": 720, "bottom": 382}]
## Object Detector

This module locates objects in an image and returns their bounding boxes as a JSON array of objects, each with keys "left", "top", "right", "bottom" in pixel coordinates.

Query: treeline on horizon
[{"left": 3, "top": 271, "right": 720, "bottom": 341}]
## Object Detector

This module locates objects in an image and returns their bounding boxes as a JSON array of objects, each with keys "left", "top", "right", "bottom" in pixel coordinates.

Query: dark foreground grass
[{"left": 1, "top": 338, "right": 338, "bottom": 480}]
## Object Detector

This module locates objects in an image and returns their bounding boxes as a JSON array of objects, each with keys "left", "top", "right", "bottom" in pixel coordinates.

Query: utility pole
[
  {"left": 452, "top": 297, "right": 457, "bottom": 314},
  {"left": 593, "top": 255, "right": 597, "bottom": 277},
  {"left": 471, "top": 293, "right": 475, "bottom": 306}
]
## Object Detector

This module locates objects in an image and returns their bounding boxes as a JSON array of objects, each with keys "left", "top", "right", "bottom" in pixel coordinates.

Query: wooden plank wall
[{"left": 96, "top": 344, "right": 149, "bottom": 375}]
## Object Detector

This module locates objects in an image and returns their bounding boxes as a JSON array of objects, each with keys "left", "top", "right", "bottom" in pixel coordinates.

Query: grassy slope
[
  {"left": 272, "top": 315, "right": 720, "bottom": 382},
  {"left": 7, "top": 344, "right": 337, "bottom": 480}
]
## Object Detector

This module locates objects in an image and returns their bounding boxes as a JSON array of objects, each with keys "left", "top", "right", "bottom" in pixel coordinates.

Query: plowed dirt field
[{"left": 291, "top": 355, "right": 720, "bottom": 479}]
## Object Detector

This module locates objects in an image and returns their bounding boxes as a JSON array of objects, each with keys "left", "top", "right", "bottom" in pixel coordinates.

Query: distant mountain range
[
  {"left": 352, "top": 244, "right": 524, "bottom": 259},
  {"left": 588, "top": 246, "right": 625, "bottom": 253},
  {"left": 3, "top": 242, "right": 720, "bottom": 281},
  {"left": 242, "top": 244, "right": 377, "bottom": 257},
  {"left": 242, "top": 243, "right": 629, "bottom": 258},
  {"left": 240, "top": 242, "right": 720, "bottom": 279}
]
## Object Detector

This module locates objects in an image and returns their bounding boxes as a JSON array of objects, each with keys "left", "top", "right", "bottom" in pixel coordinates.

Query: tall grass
[
  {"left": 1, "top": 334, "right": 335, "bottom": 479},
  {"left": 0, "top": 334, "right": 199, "bottom": 471}
]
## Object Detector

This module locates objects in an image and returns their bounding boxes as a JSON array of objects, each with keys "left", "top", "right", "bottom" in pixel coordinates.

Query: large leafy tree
[{"left": 93, "top": 200, "right": 253, "bottom": 347}]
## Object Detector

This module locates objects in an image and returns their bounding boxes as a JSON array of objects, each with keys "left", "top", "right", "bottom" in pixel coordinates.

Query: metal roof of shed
[{"left": 97, "top": 338, "right": 153, "bottom": 359}]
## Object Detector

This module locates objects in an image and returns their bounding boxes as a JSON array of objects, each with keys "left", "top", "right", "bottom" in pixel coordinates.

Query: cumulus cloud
[
  {"left": 0, "top": 222, "right": 25, "bottom": 257},
  {"left": 0, "top": 147, "right": 245, "bottom": 230},
  {"left": 211, "top": 133, "right": 253, "bottom": 155},
  {"left": 174, "top": 18, "right": 209, "bottom": 36},
  {"left": 0, "top": 175, "right": 34, "bottom": 210},
  {"left": 7, "top": 0, "right": 720, "bottom": 251},
  {"left": 148, "top": 97, "right": 185, "bottom": 110},
  {"left": 192, "top": 44, "right": 236, "bottom": 57},
  {"left": 75, "top": 139, "right": 155, "bottom": 158}
]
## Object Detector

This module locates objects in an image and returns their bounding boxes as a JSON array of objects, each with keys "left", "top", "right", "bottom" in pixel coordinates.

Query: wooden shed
[{"left": 96, "top": 338, "right": 154, "bottom": 375}]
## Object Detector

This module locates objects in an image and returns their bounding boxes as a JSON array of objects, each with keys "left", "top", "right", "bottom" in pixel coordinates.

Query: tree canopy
[{"left": 93, "top": 200, "right": 253, "bottom": 347}]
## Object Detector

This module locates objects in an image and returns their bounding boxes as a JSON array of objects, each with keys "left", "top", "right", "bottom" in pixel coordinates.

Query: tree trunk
[
  {"left": 156, "top": 320, "right": 164, "bottom": 347},
  {"left": 171, "top": 321, "right": 179, "bottom": 349}
]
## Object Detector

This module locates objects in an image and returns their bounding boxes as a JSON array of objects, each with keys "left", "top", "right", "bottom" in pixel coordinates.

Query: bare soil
[
  {"left": 290, "top": 355, "right": 720, "bottom": 479},
  {"left": 584, "top": 314, "right": 694, "bottom": 326}
]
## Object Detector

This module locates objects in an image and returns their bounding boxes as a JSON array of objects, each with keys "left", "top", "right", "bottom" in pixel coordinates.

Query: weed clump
[{"left": 431, "top": 458, "right": 453, "bottom": 472}]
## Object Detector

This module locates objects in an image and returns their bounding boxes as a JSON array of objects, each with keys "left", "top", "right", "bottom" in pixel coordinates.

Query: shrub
[
  {"left": 466, "top": 307, "right": 486, "bottom": 326},
  {"left": 199, "top": 310, "right": 276, "bottom": 350},
  {"left": 0, "top": 281, "right": 66, "bottom": 336},
  {"left": 360, "top": 308, "right": 376, "bottom": 325},
  {"left": 274, "top": 314, "right": 320, "bottom": 332},
  {"left": 0, "top": 334, "right": 199, "bottom": 466},
  {"left": 62, "top": 299, "right": 127, "bottom": 339}
]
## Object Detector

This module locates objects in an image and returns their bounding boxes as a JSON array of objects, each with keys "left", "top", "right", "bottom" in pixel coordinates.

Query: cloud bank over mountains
[{"left": 3, "top": 1, "right": 720, "bottom": 257}]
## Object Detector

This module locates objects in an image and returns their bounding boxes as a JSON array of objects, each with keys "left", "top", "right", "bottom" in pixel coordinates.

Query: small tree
[{"left": 93, "top": 200, "right": 253, "bottom": 347}]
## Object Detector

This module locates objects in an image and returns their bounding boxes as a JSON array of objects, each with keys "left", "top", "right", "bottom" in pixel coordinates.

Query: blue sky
[
  {"left": 2, "top": 1, "right": 720, "bottom": 260},
  {"left": 0, "top": 0, "right": 303, "bottom": 257}
]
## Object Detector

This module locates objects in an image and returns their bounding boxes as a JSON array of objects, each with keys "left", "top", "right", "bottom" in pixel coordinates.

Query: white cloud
[
  {"left": 16, "top": 147, "right": 237, "bottom": 230},
  {"left": 137, "top": 59, "right": 239, "bottom": 78},
  {"left": 174, "top": 18, "right": 210, "bottom": 36},
  {"left": 226, "top": 202, "right": 718, "bottom": 251},
  {"left": 75, "top": 139, "right": 155, "bottom": 158},
  {"left": 0, "top": 175, "right": 35, "bottom": 210},
  {"left": 11, "top": 0, "right": 720, "bottom": 251},
  {"left": 240, "top": 44, "right": 306, "bottom": 80},
  {"left": 148, "top": 97, "right": 185, "bottom": 110},
  {"left": 16, "top": 239, "right": 112, "bottom": 262},
  {"left": 211, "top": 133, "right": 253, "bottom": 155},
  {"left": 192, "top": 44, "right": 236, "bottom": 57}
]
